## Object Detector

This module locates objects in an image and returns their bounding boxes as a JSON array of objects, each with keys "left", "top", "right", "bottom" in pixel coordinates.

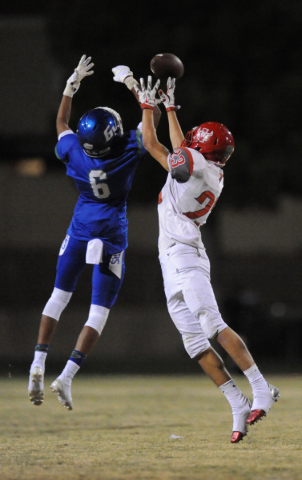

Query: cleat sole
[{"left": 28, "top": 367, "right": 44, "bottom": 406}]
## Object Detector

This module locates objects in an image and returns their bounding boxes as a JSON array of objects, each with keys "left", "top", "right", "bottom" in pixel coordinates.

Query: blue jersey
[{"left": 55, "top": 130, "right": 146, "bottom": 254}]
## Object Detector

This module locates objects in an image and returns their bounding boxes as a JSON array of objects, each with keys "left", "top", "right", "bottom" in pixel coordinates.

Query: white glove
[
  {"left": 134, "top": 76, "right": 162, "bottom": 110},
  {"left": 159, "top": 77, "right": 180, "bottom": 112},
  {"left": 63, "top": 55, "right": 94, "bottom": 98},
  {"left": 112, "top": 65, "right": 138, "bottom": 90}
]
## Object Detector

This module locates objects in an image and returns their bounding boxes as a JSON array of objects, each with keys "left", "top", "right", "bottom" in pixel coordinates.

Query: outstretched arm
[
  {"left": 159, "top": 77, "right": 184, "bottom": 149},
  {"left": 134, "top": 77, "right": 169, "bottom": 171},
  {"left": 142, "top": 109, "right": 169, "bottom": 171},
  {"left": 56, "top": 55, "right": 94, "bottom": 136},
  {"left": 56, "top": 95, "right": 73, "bottom": 136},
  {"left": 166, "top": 110, "right": 184, "bottom": 150},
  {"left": 112, "top": 65, "right": 162, "bottom": 129}
]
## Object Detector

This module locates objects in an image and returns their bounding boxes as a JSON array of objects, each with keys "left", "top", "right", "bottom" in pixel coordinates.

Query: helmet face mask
[
  {"left": 181, "top": 122, "right": 234, "bottom": 166},
  {"left": 77, "top": 107, "right": 124, "bottom": 158}
]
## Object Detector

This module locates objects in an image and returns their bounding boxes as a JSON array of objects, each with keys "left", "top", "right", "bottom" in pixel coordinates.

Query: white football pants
[{"left": 160, "top": 244, "right": 228, "bottom": 358}]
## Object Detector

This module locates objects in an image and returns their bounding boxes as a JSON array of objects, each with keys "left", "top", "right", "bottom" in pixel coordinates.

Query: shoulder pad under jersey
[{"left": 169, "top": 147, "right": 194, "bottom": 183}]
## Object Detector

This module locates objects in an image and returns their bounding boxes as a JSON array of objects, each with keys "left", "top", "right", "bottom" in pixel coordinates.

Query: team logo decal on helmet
[
  {"left": 181, "top": 121, "right": 234, "bottom": 166},
  {"left": 77, "top": 107, "right": 124, "bottom": 158},
  {"left": 197, "top": 128, "right": 214, "bottom": 143}
]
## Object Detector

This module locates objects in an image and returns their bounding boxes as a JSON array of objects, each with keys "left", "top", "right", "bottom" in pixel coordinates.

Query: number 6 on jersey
[{"left": 89, "top": 169, "right": 110, "bottom": 199}]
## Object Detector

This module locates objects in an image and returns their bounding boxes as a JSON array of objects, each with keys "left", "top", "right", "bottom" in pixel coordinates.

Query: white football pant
[{"left": 160, "top": 244, "right": 228, "bottom": 358}]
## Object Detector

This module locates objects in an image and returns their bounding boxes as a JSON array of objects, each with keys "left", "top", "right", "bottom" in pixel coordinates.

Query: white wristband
[
  {"left": 124, "top": 76, "right": 139, "bottom": 91},
  {"left": 63, "top": 83, "right": 76, "bottom": 98}
]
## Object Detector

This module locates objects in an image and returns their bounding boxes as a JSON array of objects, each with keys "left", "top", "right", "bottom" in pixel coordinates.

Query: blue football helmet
[{"left": 77, "top": 107, "right": 124, "bottom": 158}]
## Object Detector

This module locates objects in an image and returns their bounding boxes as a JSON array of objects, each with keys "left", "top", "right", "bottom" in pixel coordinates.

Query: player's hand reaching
[
  {"left": 134, "top": 76, "right": 162, "bottom": 110},
  {"left": 63, "top": 55, "right": 94, "bottom": 98},
  {"left": 112, "top": 65, "right": 139, "bottom": 91},
  {"left": 159, "top": 77, "right": 180, "bottom": 112},
  {"left": 75, "top": 55, "right": 94, "bottom": 82}
]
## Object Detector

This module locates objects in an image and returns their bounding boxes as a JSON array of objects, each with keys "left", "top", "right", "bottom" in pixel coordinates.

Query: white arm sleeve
[{"left": 58, "top": 129, "right": 74, "bottom": 141}]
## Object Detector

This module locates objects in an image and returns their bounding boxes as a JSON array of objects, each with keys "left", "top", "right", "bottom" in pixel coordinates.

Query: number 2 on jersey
[
  {"left": 89, "top": 170, "right": 110, "bottom": 199},
  {"left": 184, "top": 190, "right": 218, "bottom": 219}
]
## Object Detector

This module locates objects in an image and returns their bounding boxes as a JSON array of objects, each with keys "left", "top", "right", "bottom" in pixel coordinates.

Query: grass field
[{"left": 0, "top": 374, "right": 301, "bottom": 480}]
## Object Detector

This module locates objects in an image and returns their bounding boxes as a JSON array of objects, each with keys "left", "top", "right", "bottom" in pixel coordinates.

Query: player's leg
[
  {"left": 29, "top": 236, "right": 86, "bottom": 405},
  {"left": 176, "top": 246, "right": 279, "bottom": 425},
  {"left": 196, "top": 347, "right": 251, "bottom": 443},
  {"left": 51, "top": 251, "right": 125, "bottom": 410},
  {"left": 216, "top": 327, "right": 280, "bottom": 424},
  {"left": 161, "top": 250, "right": 250, "bottom": 443},
  {"left": 167, "top": 293, "right": 250, "bottom": 443}
]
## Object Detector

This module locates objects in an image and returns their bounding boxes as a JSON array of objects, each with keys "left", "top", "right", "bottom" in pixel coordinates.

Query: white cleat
[
  {"left": 231, "top": 395, "right": 251, "bottom": 443},
  {"left": 269, "top": 383, "right": 280, "bottom": 404},
  {"left": 28, "top": 366, "right": 44, "bottom": 406},
  {"left": 50, "top": 378, "right": 73, "bottom": 411},
  {"left": 246, "top": 383, "right": 280, "bottom": 425}
]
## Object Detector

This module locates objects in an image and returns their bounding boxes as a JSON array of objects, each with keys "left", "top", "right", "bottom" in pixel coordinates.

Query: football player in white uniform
[{"left": 133, "top": 76, "right": 280, "bottom": 443}]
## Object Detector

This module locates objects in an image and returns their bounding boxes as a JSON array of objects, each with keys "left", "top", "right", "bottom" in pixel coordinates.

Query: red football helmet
[{"left": 181, "top": 121, "right": 234, "bottom": 166}]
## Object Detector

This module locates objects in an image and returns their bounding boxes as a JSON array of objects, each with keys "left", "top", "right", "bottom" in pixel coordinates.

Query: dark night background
[{"left": 0, "top": 0, "right": 302, "bottom": 376}]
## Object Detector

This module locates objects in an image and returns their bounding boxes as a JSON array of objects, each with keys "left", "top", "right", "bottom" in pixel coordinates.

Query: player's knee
[
  {"left": 196, "top": 311, "right": 227, "bottom": 340},
  {"left": 84, "top": 304, "right": 110, "bottom": 335},
  {"left": 182, "top": 287, "right": 227, "bottom": 340},
  {"left": 42, "top": 287, "right": 73, "bottom": 321},
  {"left": 181, "top": 332, "right": 211, "bottom": 359},
  {"left": 182, "top": 287, "right": 204, "bottom": 317}
]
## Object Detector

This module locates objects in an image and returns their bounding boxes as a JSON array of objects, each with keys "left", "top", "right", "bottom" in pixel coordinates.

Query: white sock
[
  {"left": 31, "top": 351, "right": 47, "bottom": 371},
  {"left": 243, "top": 364, "right": 271, "bottom": 412},
  {"left": 219, "top": 379, "right": 250, "bottom": 433},
  {"left": 58, "top": 360, "right": 80, "bottom": 385}
]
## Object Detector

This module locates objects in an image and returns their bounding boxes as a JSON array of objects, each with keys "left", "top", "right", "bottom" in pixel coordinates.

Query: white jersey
[{"left": 158, "top": 147, "right": 224, "bottom": 256}]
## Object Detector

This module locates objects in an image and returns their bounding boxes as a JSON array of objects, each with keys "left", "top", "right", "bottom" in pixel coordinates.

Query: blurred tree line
[{"left": 8, "top": 0, "right": 302, "bottom": 208}]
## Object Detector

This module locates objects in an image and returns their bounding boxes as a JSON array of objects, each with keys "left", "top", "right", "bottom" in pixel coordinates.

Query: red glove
[{"left": 159, "top": 77, "right": 180, "bottom": 112}]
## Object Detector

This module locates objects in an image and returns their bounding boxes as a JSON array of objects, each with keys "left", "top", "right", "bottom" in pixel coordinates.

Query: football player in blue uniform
[{"left": 28, "top": 57, "right": 161, "bottom": 410}]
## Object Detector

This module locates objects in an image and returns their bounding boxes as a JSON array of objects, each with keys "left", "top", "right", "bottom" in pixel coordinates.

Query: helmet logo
[
  {"left": 83, "top": 143, "right": 93, "bottom": 150},
  {"left": 197, "top": 128, "right": 214, "bottom": 143},
  {"left": 104, "top": 124, "right": 118, "bottom": 142}
]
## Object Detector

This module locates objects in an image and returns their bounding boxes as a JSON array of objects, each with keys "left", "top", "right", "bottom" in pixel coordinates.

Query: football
[{"left": 150, "top": 53, "right": 184, "bottom": 80}]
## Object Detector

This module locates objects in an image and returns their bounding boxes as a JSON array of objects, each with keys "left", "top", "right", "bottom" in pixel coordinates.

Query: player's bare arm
[
  {"left": 159, "top": 77, "right": 184, "bottom": 149},
  {"left": 166, "top": 110, "right": 184, "bottom": 149},
  {"left": 134, "top": 76, "right": 169, "bottom": 171},
  {"left": 56, "top": 55, "right": 94, "bottom": 136},
  {"left": 142, "top": 109, "right": 169, "bottom": 171},
  {"left": 56, "top": 95, "right": 72, "bottom": 135},
  {"left": 153, "top": 104, "right": 162, "bottom": 129},
  {"left": 112, "top": 65, "right": 162, "bottom": 129}
]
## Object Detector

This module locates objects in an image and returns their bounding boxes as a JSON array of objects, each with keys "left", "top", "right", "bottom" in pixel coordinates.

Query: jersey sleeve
[
  {"left": 134, "top": 129, "right": 146, "bottom": 156},
  {"left": 168, "top": 147, "right": 194, "bottom": 183},
  {"left": 55, "top": 131, "right": 77, "bottom": 164}
]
